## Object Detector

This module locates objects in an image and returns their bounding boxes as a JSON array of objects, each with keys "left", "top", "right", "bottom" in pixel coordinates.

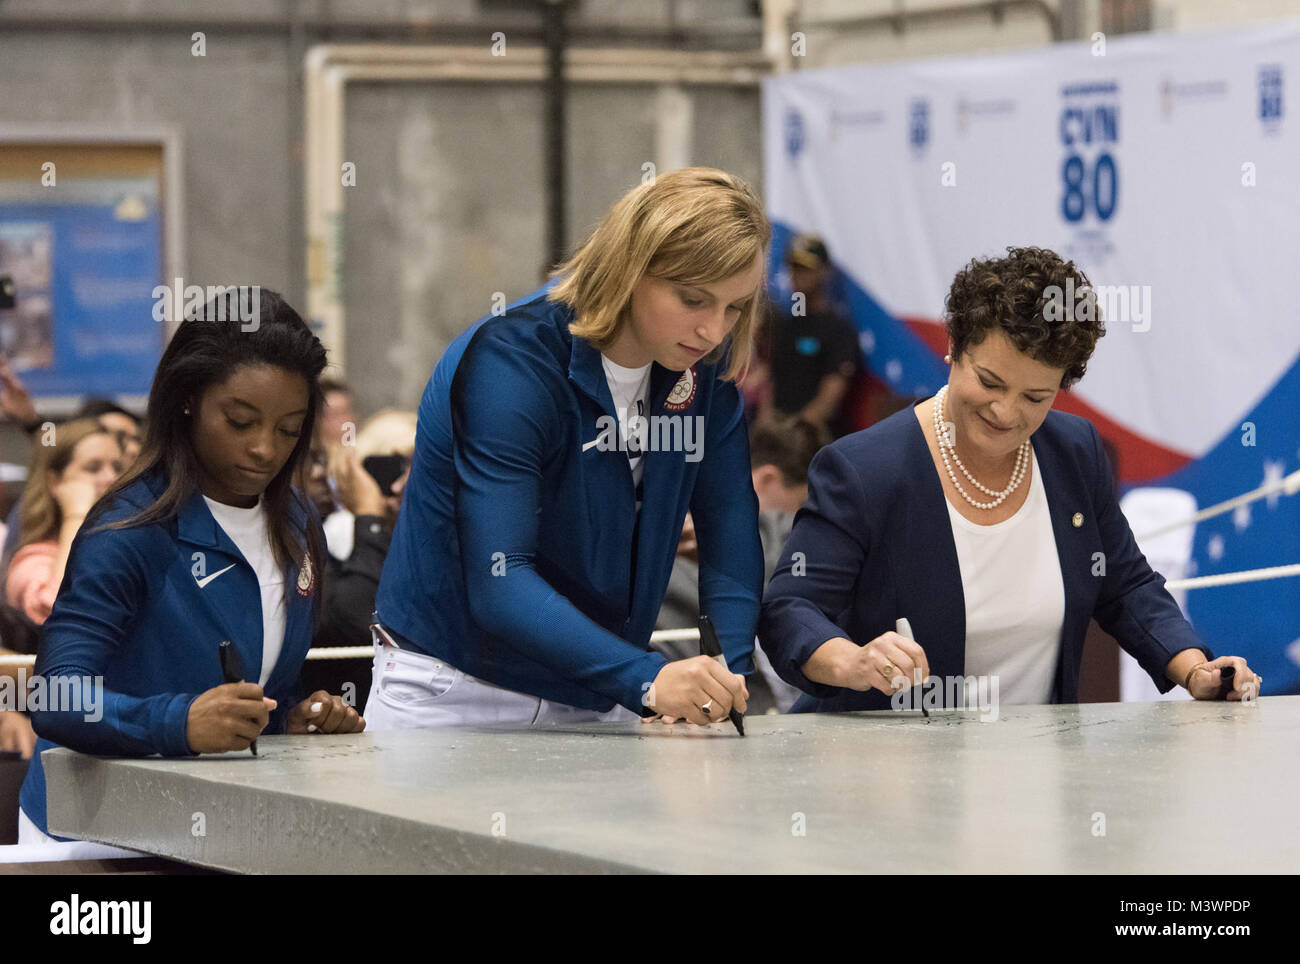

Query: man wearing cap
[{"left": 763, "top": 234, "right": 860, "bottom": 438}]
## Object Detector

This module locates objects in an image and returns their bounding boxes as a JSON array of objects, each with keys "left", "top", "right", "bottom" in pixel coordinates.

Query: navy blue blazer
[{"left": 759, "top": 404, "right": 1212, "bottom": 712}]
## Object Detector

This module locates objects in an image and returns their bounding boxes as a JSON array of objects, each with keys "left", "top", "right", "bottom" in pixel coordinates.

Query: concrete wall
[
  {"left": 1, "top": 0, "right": 1298, "bottom": 442},
  {"left": 340, "top": 79, "right": 763, "bottom": 413},
  {"left": 0, "top": 0, "right": 763, "bottom": 445}
]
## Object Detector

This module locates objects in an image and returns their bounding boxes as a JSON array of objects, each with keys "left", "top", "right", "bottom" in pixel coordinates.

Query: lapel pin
[{"left": 1071, "top": 512, "right": 1084, "bottom": 528}]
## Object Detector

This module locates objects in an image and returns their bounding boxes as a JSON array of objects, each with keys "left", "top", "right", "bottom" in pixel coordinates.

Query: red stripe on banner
[
  {"left": 900, "top": 316, "right": 1193, "bottom": 484},
  {"left": 900, "top": 316, "right": 950, "bottom": 357}
]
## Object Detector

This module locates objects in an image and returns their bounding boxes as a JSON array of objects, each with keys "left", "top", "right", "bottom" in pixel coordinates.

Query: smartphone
[{"left": 362, "top": 454, "right": 408, "bottom": 496}]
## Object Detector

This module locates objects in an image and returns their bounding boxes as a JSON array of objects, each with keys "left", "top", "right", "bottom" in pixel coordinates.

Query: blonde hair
[
  {"left": 549, "top": 167, "right": 771, "bottom": 382},
  {"left": 19, "top": 418, "right": 115, "bottom": 549},
  {"left": 356, "top": 409, "right": 417, "bottom": 460}
]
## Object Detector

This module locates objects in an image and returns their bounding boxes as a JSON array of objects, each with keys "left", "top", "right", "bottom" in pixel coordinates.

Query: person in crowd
[
  {"left": 0, "top": 355, "right": 40, "bottom": 436},
  {"left": 19, "top": 287, "right": 363, "bottom": 844},
  {"left": 369, "top": 167, "right": 769, "bottom": 729},
  {"left": 317, "top": 378, "right": 359, "bottom": 447},
  {"left": 0, "top": 708, "right": 34, "bottom": 758},
  {"left": 760, "top": 246, "right": 1260, "bottom": 713},
  {"left": 760, "top": 234, "right": 860, "bottom": 438},
  {"left": 0, "top": 634, "right": 35, "bottom": 759},
  {"left": 76, "top": 398, "right": 143, "bottom": 466},
  {"left": 319, "top": 409, "right": 414, "bottom": 562},
  {"left": 656, "top": 416, "right": 828, "bottom": 713},
  {"left": 0, "top": 394, "right": 143, "bottom": 581},
  {"left": 5, "top": 419, "right": 124, "bottom": 625},
  {"left": 312, "top": 409, "right": 414, "bottom": 647}
]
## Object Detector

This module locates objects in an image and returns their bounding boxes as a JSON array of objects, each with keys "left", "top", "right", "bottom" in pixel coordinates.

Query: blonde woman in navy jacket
[
  {"left": 760, "top": 247, "right": 1261, "bottom": 711},
  {"left": 19, "top": 289, "right": 363, "bottom": 842},
  {"left": 372, "top": 168, "right": 769, "bottom": 727}
]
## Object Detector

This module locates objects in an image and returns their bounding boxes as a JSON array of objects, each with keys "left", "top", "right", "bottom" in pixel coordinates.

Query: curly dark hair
[{"left": 945, "top": 246, "right": 1105, "bottom": 388}]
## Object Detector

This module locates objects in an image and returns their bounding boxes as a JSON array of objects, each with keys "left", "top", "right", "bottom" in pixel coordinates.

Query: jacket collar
[
  {"left": 125, "top": 468, "right": 230, "bottom": 551},
  {"left": 177, "top": 489, "right": 227, "bottom": 549},
  {"left": 564, "top": 310, "right": 687, "bottom": 417},
  {"left": 565, "top": 315, "right": 607, "bottom": 411},
  {"left": 137, "top": 465, "right": 309, "bottom": 557}
]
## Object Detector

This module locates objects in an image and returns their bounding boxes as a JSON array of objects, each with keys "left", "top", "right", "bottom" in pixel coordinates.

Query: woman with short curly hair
[{"left": 760, "top": 246, "right": 1260, "bottom": 712}]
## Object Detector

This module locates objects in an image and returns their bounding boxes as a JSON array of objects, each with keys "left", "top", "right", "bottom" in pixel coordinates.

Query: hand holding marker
[
  {"left": 218, "top": 640, "right": 259, "bottom": 755},
  {"left": 697, "top": 615, "right": 745, "bottom": 736},
  {"left": 895, "top": 618, "right": 928, "bottom": 717}
]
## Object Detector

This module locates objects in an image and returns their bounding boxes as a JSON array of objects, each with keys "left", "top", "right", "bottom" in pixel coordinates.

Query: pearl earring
[
  {"left": 944, "top": 354, "right": 952, "bottom": 364},
  {"left": 183, "top": 406, "right": 191, "bottom": 415}
]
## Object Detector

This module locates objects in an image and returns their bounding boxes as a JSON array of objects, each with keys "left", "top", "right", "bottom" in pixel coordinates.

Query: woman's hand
[
  {"left": 286, "top": 690, "right": 365, "bottom": 734},
  {"left": 0, "top": 710, "right": 36, "bottom": 758},
  {"left": 327, "top": 446, "right": 387, "bottom": 519},
  {"left": 1186, "top": 656, "right": 1262, "bottom": 701},
  {"left": 0, "top": 357, "right": 38, "bottom": 427},
  {"left": 186, "top": 683, "right": 276, "bottom": 753},
  {"left": 53, "top": 475, "right": 99, "bottom": 520},
  {"left": 804, "top": 633, "right": 931, "bottom": 695},
  {"left": 646, "top": 656, "right": 748, "bottom": 725}
]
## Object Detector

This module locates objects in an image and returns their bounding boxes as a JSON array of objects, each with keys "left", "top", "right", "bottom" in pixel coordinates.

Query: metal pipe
[
  {"left": 796, "top": 0, "right": 1063, "bottom": 43},
  {"left": 543, "top": 0, "right": 570, "bottom": 271},
  {"left": 0, "top": 12, "right": 763, "bottom": 47}
]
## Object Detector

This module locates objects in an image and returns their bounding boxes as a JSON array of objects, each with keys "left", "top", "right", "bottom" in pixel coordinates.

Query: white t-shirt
[
  {"left": 203, "top": 495, "right": 286, "bottom": 687},
  {"left": 601, "top": 354, "right": 653, "bottom": 512},
  {"left": 946, "top": 450, "right": 1065, "bottom": 705}
]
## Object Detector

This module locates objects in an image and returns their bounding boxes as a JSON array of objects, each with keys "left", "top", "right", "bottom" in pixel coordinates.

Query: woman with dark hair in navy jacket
[
  {"left": 761, "top": 247, "right": 1261, "bottom": 712},
  {"left": 19, "top": 287, "right": 363, "bottom": 843}
]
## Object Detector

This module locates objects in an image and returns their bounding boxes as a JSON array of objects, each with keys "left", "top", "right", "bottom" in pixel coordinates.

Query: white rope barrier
[
  {"left": 4, "top": 560, "right": 1296, "bottom": 672},
  {"left": 0, "top": 627, "right": 708, "bottom": 669},
  {"left": 1136, "top": 468, "right": 1300, "bottom": 541},
  {"left": 301, "top": 645, "right": 371, "bottom": 660},
  {"left": 647, "top": 628, "right": 701, "bottom": 643},
  {"left": 1163, "top": 562, "right": 1300, "bottom": 592}
]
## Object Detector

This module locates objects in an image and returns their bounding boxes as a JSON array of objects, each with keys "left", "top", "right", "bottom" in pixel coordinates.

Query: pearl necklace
[{"left": 934, "top": 385, "right": 1029, "bottom": 510}]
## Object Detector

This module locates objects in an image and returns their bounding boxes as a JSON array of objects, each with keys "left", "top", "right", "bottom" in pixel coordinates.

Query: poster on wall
[{"left": 0, "top": 143, "right": 169, "bottom": 407}]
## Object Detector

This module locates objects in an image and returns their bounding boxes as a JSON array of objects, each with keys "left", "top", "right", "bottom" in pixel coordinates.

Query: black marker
[
  {"left": 697, "top": 615, "right": 744, "bottom": 736},
  {"left": 218, "top": 640, "right": 257, "bottom": 756},
  {"left": 1217, "top": 665, "right": 1236, "bottom": 700}
]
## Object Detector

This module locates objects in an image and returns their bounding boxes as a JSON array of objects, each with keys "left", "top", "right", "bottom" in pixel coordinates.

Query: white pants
[
  {"left": 5, "top": 808, "right": 144, "bottom": 862},
  {"left": 17, "top": 807, "right": 54, "bottom": 845},
  {"left": 364, "top": 632, "right": 638, "bottom": 729}
]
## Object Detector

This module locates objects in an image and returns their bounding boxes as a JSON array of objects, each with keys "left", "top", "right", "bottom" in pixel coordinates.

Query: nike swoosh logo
[
  {"left": 195, "top": 563, "right": 237, "bottom": 589},
  {"left": 582, "top": 438, "right": 600, "bottom": 451}
]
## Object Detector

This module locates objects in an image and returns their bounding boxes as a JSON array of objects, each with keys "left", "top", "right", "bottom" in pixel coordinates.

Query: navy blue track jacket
[
  {"left": 374, "top": 285, "right": 764, "bottom": 714},
  {"left": 20, "top": 469, "right": 318, "bottom": 834}
]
